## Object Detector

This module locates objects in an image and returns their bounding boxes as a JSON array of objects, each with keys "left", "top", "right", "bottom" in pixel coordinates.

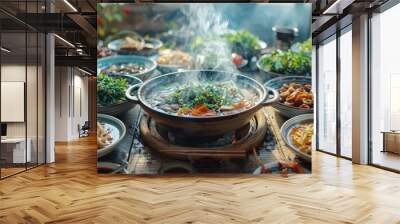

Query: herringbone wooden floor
[{"left": 1, "top": 136, "right": 400, "bottom": 224}]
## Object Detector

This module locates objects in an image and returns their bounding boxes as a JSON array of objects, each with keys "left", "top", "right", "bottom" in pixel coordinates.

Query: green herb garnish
[
  {"left": 166, "top": 83, "right": 239, "bottom": 111},
  {"left": 97, "top": 73, "right": 129, "bottom": 107}
]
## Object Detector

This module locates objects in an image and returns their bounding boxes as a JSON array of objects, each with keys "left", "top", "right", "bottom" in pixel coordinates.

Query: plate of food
[
  {"left": 97, "top": 73, "right": 142, "bottom": 115},
  {"left": 98, "top": 55, "right": 157, "bottom": 81},
  {"left": 97, "top": 114, "right": 126, "bottom": 158},
  {"left": 106, "top": 31, "right": 163, "bottom": 56},
  {"left": 264, "top": 76, "right": 313, "bottom": 118},
  {"left": 280, "top": 114, "right": 313, "bottom": 162},
  {"left": 256, "top": 50, "right": 311, "bottom": 80},
  {"left": 156, "top": 49, "right": 193, "bottom": 74},
  {"left": 97, "top": 47, "right": 114, "bottom": 58}
]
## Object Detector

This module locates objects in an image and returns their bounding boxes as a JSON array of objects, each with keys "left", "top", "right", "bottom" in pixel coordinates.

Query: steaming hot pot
[{"left": 126, "top": 70, "right": 278, "bottom": 137}]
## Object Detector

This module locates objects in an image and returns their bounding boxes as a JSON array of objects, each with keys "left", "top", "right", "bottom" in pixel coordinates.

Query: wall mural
[{"left": 96, "top": 3, "right": 313, "bottom": 175}]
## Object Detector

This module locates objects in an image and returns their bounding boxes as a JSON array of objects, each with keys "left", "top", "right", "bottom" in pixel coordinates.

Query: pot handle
[
  {"left": 261, "top": 88, "right": 279, "bottom": 106},
  {"left": 125, "top": 83, "right": 142, "bottom": 103}
]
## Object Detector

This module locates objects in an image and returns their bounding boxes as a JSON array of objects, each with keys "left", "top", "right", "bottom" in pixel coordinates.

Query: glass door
[
  {"left": 317, "top": 35, "right": 337, "bottom": 155},
  {"left": 370, "top": 4, "right": 400, "bottom": 172}
]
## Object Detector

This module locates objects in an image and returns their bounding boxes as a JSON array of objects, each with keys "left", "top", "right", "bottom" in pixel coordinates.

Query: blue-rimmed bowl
[
  {"left": 97, "top": 74, "right": 142, "bottom": 116},
  {"left": 264, "top": 76, "right": 313, "bottom": 118},
  {"left": 108, "top": 38, "right": 163, "bottom": 56},
  {"left": 280, "top": 114, "right": 313, "bottom": 162},
  {"left": 97, "top": 114, "right": 126, "bottom": 158},
  {"left": 98, "top": 55, "right": 157, "bottom": 81}
]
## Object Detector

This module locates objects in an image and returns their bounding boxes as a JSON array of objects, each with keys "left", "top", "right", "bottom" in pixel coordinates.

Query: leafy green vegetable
[
  {"left": 292, "top": 39, "right": 312, "bottom": 54},
  {"left": 259, "top": 50, "right": 311, "bottom": 76},
  {"left": 223, "top": 30, "right": 262, "bottom": 58},
  {"left": 97, "top": 73, "right": 129, "bottom": 107},
  {"left": 298, "top": 39, "right": 312, "bottom": 53},
  {"left": 166, "top": 83, "right": 239, "bottom": 111}
]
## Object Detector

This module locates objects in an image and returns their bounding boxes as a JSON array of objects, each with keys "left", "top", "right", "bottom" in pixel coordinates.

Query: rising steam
[{"left": 180, "top": 4, "right": 236, "bottom": 73}]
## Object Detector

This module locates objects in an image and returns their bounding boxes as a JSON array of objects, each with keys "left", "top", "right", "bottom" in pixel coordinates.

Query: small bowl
[
  {"left": 97, "top": 74, "right": 142, "bottom": 116},
  {"left": 264, "top": 76, "right": 313, "bottom": 118},
  {"left": 280, "top": 114, "right": 313, "bottom": 162},
  {"left": 108, "top": 38, "right": 163, "bottom": 56},
  {"left": 98, "top": 55, "right": 157, "bottom": 81},
  {"left": 97, "top": 114, "right": 126, "bottom": 158}
]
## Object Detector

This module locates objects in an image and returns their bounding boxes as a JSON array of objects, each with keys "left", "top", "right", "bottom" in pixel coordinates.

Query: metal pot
[{"left": 126, "top": 70, "right": 278, "bottom": 137}]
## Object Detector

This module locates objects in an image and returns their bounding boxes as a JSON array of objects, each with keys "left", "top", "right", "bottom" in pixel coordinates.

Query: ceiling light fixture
[
  {"left": 1, "top": 47, "right": 11, "bottom": 53},
  {"left": 322, "top": 0, "right": 343, "bottom": 14},
  {"left": 54, "top": 34, "right": 75, "bottom": 48},
  {"left": 322, "top": 0, "right": 354, "bottom": 15},
  {"left": 78, "top": 67, "right": 93, "bottom": 76},
  {"left": 63, "top": 0, "right": 78, "bottom": 12}
]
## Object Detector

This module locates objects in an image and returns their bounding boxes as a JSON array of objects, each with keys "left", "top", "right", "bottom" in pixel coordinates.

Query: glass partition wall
[
  {"left": 0, "top": 3, "right": 46, "bottom": 179},
  {"left": 370, "top": 3, "right": 400, "bottom": 172},
  {"left": 315, "top": 26, "right": 353, "bottom": 159}
]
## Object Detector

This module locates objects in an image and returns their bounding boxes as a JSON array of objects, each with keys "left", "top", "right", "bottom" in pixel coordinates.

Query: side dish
[
  {"left": 97, "top": 47, "right": 114, "bottom": 58},
  {"left": 258, "top": 50, "right": 311, "bottom": 76},
  {"left": 290, "top": 122, "right": 313, "bottom": 155},
  {"left": 102, "top": 63, "right": 148, "bottom": 76},
  {"left": 223, "top": 30, "right": 262, "bottom": 58},
  {"left": 97, "top": 73, "right": 128, "bottom": 107},
  {"left": 97, "top": 122, "right": 113, "bottom": 148},
  {"left": 119, "top": 36, "right": 157, "bottom": 51},
  {"left": 157, "top": 50, "right": 193, "bottom": 68},
  {"left": 279, "top": 83, "right": 313, "bottom": 109}
]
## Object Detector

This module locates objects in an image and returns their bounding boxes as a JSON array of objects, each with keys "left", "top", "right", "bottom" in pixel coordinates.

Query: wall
[
  {"left": 54, "top": 67, "right": 89, "bottom": 141},
  {"left": 1, "top": 64, "right": 39, "bottom": 138}
]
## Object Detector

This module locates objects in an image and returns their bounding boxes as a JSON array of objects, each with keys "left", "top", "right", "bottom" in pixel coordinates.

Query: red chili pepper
[
  {"left": 97, "top": 16, "right": 103, "bottom": 26},
  {"left": 122, "top": 5, "right": 132, "bottom": 17}
]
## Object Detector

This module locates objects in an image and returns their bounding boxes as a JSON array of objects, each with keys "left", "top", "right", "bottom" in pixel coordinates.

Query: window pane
[
  {"left": 371, "top": 4, "right": 400, "bottom": 171},
  {"left": 340, "top": 28, "right": 352, "bottom": 158},
  {"left": 318, "top": 37, "right": 337, "bottom": 154},
  {"left": 1, "top": 31, "right": 27, "bottom": 177}
]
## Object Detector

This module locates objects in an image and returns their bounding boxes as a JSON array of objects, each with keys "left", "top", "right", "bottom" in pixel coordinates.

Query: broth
[{"left": 147, "top": 81, "right": 259, "bottom": 116}]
